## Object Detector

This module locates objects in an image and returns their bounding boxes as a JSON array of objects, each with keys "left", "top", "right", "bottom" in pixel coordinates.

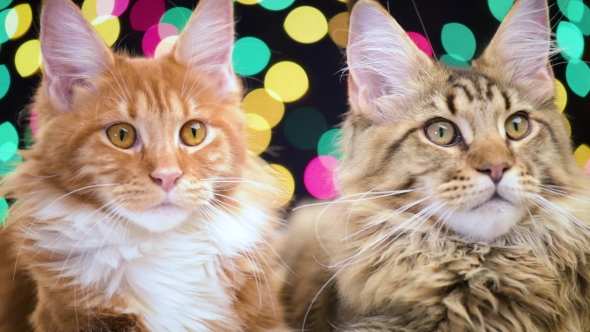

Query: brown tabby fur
[
  {"left": 282, "top": 0, "right": 590, "bottom": 331},
  {"left": 0, "top": 0, "right": 287, "bottom": 331}
]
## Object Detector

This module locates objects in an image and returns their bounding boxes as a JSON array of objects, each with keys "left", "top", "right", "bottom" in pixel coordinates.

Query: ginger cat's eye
[
  {"left": 180, "top": 120, "right": 207, "bottom": 146},
  {"left": 505, "top": 113, "right": 530, "bottom": 141},
  {"left": 424, "top": 119, "right": 459, "bottom": 146},
  {"left": 107, "top": 123, "right": 136, "bottom": 149}
]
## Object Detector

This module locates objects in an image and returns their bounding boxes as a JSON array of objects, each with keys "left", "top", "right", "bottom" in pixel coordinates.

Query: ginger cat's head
[
  {"left": 13, "top": 0, "right": 245, "bottom": 233},
  {"left": 341, "top": 0, "right": 583, "bottom": 241}
]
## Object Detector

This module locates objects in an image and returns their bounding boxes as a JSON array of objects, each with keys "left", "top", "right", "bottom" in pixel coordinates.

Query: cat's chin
[
  {"left": 439, "top": 200, "right": 526, "bottom": 242},
  {"left": 118, "top": 203, "right": 191, "bottom": 233}
]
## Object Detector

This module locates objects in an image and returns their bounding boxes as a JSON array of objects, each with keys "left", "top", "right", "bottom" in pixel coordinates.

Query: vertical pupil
[
  {"left": 513, "top": 121, "right": 519, "bottom": 132},
  {"left": 191, "top": 126, "right": 197, "bottom": 138},
  {"left": 119, "top": 128, "right": 126, "bottom": 141},
  {"left": 439, "top": 126, "right": 445, "bottom": 138}
]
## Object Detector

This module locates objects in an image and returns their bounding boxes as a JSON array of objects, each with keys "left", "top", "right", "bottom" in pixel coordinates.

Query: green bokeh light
[
  {"left": 572, "top": 4, "right": 590, "bottom": 36},
  {"left": 441, "top": 23, "right": 476, "bottom": 61},
  {"left": 24, "top": 126, "right": 33, "bottom": 148},
  {"left": 160, "top": 7, "right": 192, "bottom": 33},
  {"left": 0, "top": 121, "right": 18, "bottom": 163},
  {"left": 0, "top": 9, "right": 10, "bottom": 44},
  {"left": 0, "top": 0, "right": 11, "bottom": 11},
  {"left": 557, "top": 21, "right": 584, "bottom": 60},
  {"left": 566, "top": 60, "right": 590, "bottom": 97},
  {"left": 440, "top": 54, "right": 469, "bottom": 68},
  {"left": 0, "top": 65, "right": 9, "bottom": 99},
  {"left": 558, "top": 0, "right": 584, "bottom": 22},
  {"left": 317, "top": 129, "right": 343, "bottom": 160},
  {"left": 284, "top": 107, "right": 327, "bottom": 150},
  {"left": 0, "top": 198, "right": 7, "bottom": 227},
  {"left": 488, "top": 0, "right": 514, "bottom": 21},
  {"left": 232, "top": 37, "right": 271, "bottom": 76},
  {"left": 0, "top": 151, "right": 21, "bottom": 177},
  {"left": 260, "top": 0, "right": 295, "bottom": 11}
]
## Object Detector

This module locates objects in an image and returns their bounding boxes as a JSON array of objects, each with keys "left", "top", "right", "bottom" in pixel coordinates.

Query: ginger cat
[{"left": 0, "top": 0, "right": 287, "bottom": 331}]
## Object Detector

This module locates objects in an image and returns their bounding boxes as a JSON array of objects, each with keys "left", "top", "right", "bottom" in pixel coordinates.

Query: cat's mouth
[{"left": 471, "top": 193, "right": 512, "bottom": 210}]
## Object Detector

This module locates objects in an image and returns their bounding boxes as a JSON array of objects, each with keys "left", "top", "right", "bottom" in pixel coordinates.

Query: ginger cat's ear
[
  {"left": 40, "top": 0, "right": 114, "bottom": 112},
  {"left": 174, "top": 0, "right": 237, "bottom": 95},
  {"left": 477, "top": 0, "right": 555, "bottom": 105},
  {"left": 346, "top": 0, "right": 433, "bottom": 123}
]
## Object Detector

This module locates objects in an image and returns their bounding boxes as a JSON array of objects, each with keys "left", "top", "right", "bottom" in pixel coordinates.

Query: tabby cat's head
[
  {"left": 342, "top": 0, "right": 578, "bottom": 241},
  {"left": 24, "top": 0, "right": 243, "bottom": 232}
]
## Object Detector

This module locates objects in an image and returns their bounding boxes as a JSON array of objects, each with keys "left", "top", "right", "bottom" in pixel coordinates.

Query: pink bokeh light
[
  {"left": 407, "top": 31, "right": 433, "bottom": 58},
  {"left": 304, "top": 156, "right": 339, "bottom": 200},
  {"left": 142, "top": 23, "right": 178, "bottom": 58},
  {"left": 130, "top": 0, "right": 165, "bottom": 31}
]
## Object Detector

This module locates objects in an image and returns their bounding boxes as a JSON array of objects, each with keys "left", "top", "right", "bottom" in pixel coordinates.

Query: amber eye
[
  {"left": 424, "top": 119, "right": 460, "bottom": 146},
  {"left": 106, "top": 123, "right": 136, "bottom": 149},
  {"left": 180, "top": 120, "right": 207, "bottom": 146},
  {"left": 505, "top": 113, "right": 530, "bottom": 141}
]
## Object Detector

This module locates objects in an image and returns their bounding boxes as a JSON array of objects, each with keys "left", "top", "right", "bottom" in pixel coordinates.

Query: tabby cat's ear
[
  {"left": 478, "top": 0, "right": 555, "bottom": 105},
  {"left": 174, "top": 0, "right": 237, "bottom": 94},
  {"left": 346, "top": 0, "right": 433, "bottom": 123},
  {"left": 40, "top": 0, "right": 114, "bottom": 112}
]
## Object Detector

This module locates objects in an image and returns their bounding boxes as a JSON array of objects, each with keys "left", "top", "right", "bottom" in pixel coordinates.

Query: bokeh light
[
  {"left": 407, "top": 31, "right": 433, "bottom": 58},
  {"left": 264, "top": 61, "right": 309, "bottom": 102},
  {"left": 572, "top": 4, "right": 590, "bottom": 36},
  {"left": 566, "top": 60, "right": 590, "bottom": 97},
  {"left": 235, "top": 0, "right": 261, "bottom": 5},
  {"left": 0, "top": 65, "right": 9, "bottom": 99},
  {"left": 245, "top": 113, "right": 272, "bottom": 155},
  {"left": 5, "top": 4, "right": 32, "bottom": 40},
  {"left": 562, "top": 114, "right": 572, "bottom": 137},
  {"left": 488, "top": 0, "right": 514, "bottom": 21},
  {"left": 304, "top": 156, "right": 339, "bottom": 199},
  {"left": 0, "top": 8, "right": 10, "bottom": 43},
  {"left": 284, "top": 107, "right": 327, "bottom": 150},
  {"left": 574, "top": 144, "right": 590, "bottom": 168},
  {"left": 265, "top": 163, "right": 295, "bottom": 207},
  {"left": 557, "top": 21, "right": 584, "bottom": 60},
  {"left": 142, "top": 23, "right": 177, "bottom": 57},
  {"left": 0, "top": 198, "right": 7, "bottom": 227},
  {"left": 242, "top": 88, "right": 284, "bottom": 128},
  {"left": 130, "top": 0, "right": 165, "bottom": 31},
  {"left": 0, "top": 0, "right": 11, "bottom": 11},
  {"left": 284, "top": 6, "right": 328, "bottom": 44},
  {"left": 91, "top": 15, "right": 120, "bottom": 46},
  {"left": 232, "top": 37, "right": 271, "bottom": 76},
  {"left": 555, "top": 79, "right": 567, "bottom": 113},
  {"left": 154, "top": 35, "right": 178, "bottom": 58},
  {"left": 328, "top": 12, "right": 348, "bottom": 48},
  {"left": 317, "top": 128, "right": 343, "bottom": 160},
  {"left": 160, "top": 7, "right": 192, "bottom": 32},
  {"left": 440, "top": 54, "right": 469, "bottom": 67},
  {"left": 29, "top": 112, "right": 37, "bottom": 135},
  {"left": 15, "top": 39, "right": 41, "bottom": 77},
  {"left": 260, "top": 0, "right": 295, "bottom": 11},
  {"left": 0, "top": 121, "right": 20, "bottom": 177},
  {"left": 558, "top": 0, "right": 584, "bottom": 22},
  {"left": 441, "top": 23, "right": 476, "bottom": 62}
]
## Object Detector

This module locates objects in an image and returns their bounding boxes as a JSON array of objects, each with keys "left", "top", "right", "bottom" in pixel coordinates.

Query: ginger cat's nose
[
  {"left": 477, "top": 162, "right": 511, "bottom": 183},
  {"left": 150, "top": 169, "right": 183, "bottom": 191}
]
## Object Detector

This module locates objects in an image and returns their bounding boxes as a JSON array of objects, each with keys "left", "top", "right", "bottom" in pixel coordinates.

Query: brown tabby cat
[
  {"left": 0, "top": 0, "right": 288, "bottom": 331},
  {"left": 281, "top": 0, "right": 590, "bottom": 331}
]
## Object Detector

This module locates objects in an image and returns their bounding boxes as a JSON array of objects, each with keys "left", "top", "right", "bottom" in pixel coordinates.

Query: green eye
[
  {"left": 424, "top": 119, "right": 459, "bottom": 146},
  {"left": 505, "top": 113, "right": 530, "bottom": 141}
]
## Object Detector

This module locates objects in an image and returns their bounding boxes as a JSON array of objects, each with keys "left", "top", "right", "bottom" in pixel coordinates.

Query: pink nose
[
  {"left": 477, "top": 163, "right": 511, "bottom": 183},
  {"left": 150, "top": 169, "right": 182, "bottom": 192}
]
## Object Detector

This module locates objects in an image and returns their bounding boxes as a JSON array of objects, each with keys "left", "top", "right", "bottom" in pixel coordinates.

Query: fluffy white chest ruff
[{"left": 30, "top": 201, "right": 268, "bottom": 331}]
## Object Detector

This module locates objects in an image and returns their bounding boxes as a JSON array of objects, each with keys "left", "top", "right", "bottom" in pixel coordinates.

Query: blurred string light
[
  {"left": 242, "top": 89, "right": 284, "bottom": 128},
  {"left": 440, "top": 23, "right": 476, "bottom": 67},
  {"left": 407, "top": 31, "right": 433, "bottom": 58},
  {"left": 284, "top": 6, "right": 328, "bottom": 44},
  {"left": 0, "top": 121, "right": 21, "bottom": 177},
  {"left": 15, "top": 39, "right": 40, "bottom": 77},
  {"left": 284, "top": 107, "right": 327, "bottom": 150},
  {"left": 488, "top": 0, "right": 514, "bottom": 21},
  {"left": 233, "top": 37, "right": 271, "bottom": 76},
  {"left": 245, "top": 113, "right": 272, "bottom": 155},
  {"left": 0, "top": 65, "right": 9, "bottom": 99},
  {"left": 328, "top": 12, "right": 349, "bottom": 47},
  {"left": 264, "top": 61, "right": 309, "bottom": 102},
  {"left": 304, "top": 156, "right": 339, "bottom": 200},
  {"left": 575, "top": 144, "right": 590, "bottom": 168},
  {"left": 264, "top": 163, "right": 295, "bottom": 207}
]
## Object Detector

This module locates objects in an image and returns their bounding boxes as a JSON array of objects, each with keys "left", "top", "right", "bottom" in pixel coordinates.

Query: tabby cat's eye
[
  {"left": 107, "top": 123, "right": 136, "bottom": 149},
  {"left": 505, "top": 113, "right": 530, "bottom": 141},
  {"left": 424, "top": 119, "right": 460, "bottom": 146},
  {"left": 180, "top": 120, "right": 207, "bottom": 146}
]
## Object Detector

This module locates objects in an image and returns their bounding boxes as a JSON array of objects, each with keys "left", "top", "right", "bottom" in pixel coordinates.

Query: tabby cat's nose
[
  {"left": 150, "top": 169, "right": 183, "bottom": 192},
  {"left": 477, "top": 163, "right": 511, "bottom": 183}
]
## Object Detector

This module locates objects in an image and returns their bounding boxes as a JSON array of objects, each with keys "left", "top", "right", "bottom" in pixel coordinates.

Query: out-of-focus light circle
[
  {"left": 558, "top": 0, "right": 584, "bottom": 22},
  {"left": 318, "top": 128, "right": 343, "bottom": 160},
  {"left": 562, "top": 114, "right": 572, "bottom": 137},
  {"left": 440, "top": 54, "right": 469, "bottom": 68},
  {"left": 96, "top": 0, "right": 130, "bottom": 17},
  {"left": 407, "top": 31, "right": 433, "bottom": 58},
  {"left": 488, "top": 0, "right": 514, "bottom": 21},
  {"left": 232, "top": 37, "right": 271, "bottom": 76},
  {"left": 0, "top": 0, "right": 11, "bottom": 11},
  {"left": 143, "top": 23, "right": 178, "bottom": 58},
  {"left": 91, "top": 15, "right": 120, "bottom": 46},
  {"left": 260, "top": 0, "right": 295, "bottom": 11},
  {"left": 242, "top": 88, "right": 284, "bottom": 128},
  {"left": 328, "top": 12, "right": 348, "bottom": 48},
  {"left": 5, "top": 4, "right": 32, "bottom": 40},
  {"left": 160, "top": 7, "right": 192, "bottom": 33},
  {"left": 154, "top": 35, "right": 178, "bottom": 58},
  {"left": 24, "top": 125, "right": 33, "bottom": 148},
  {"left": 0, "top": 9, "right": 10, "bottom": 43},
  {"left": 566, "top": 60, "right": 590, "bottom": 97},
  {"left": 572, "top": 4, "right": 590, "bottom": 36},
  {"left": 0, "top": 65, "right": 9, "bottom": 99},
  {"left": 284, "top": 6, "right": 328, "bottom": 44},
  {"left": 441, "top": 23, "right": 476, "bottom": 61},
  {"left": 245, "top": 113, "right": 272, "bottom": 155},
  {"left": 555, "top": 79, "right": 567, "bottom": 113},
  {"left": 265, "top": 163, "right": 295, "bottom": 207},
  {"left": 264, "top": 61, "right": 309, "bottom": 102},
  {"left": 82, "top": 0, "right": 99, "bottom": 21},
  {"left": 15, "top": 39, "right": 41, "bottom": 77},
  {"left": 0, "top": 198, "right": 7, "bottom": 226},
  {"left": 284, "top": 107, "right": 327, "bottom": 150},
  {"left": 130, "top": 0, "right": 165, "bottom": 31},
  {"left": 304, "top": 156, "right": 339, "bottom": 200},
  {"left": 557, "top": 21, "right": 584, "bottom": 60},
  {"left": 574, "top": 144, "right": 590, "bottom": 168},
  {"left": 236, "top": 0, "right": 261, "bottom": 5},
  {"left": 0, "top": 121, "right": 18, "bottom": 163}
]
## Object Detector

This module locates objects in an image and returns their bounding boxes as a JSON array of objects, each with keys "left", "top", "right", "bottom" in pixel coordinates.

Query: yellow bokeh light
[
  {"left": 236, "top": 0, "right": 261, "bottom": 5},
  {"left": 155, "top": 35, "right": 178, "bottom": 58},
  {"left": 91, "top": 15, "right": 120, "bottom": 47},
  {"left": 562, "top": 114, "right": 572, "bottom": 137},
  {"left": 242, "top": 89, "right": 285, "bottom": 128},
  {"left": 328, "top": 12, "right": 349, "bottom": 47},
  {"left": 284, "top": 6, "right": 328, "bottom": 44},
  {"left": 82, "top": 0, "right": 99, "bottom": 22},
  {"left": 265, "top": 163, "right": 295, "bottom": 207},
  {"left": 5, "top": 4, "right": 32, "bottom": 40},
  {"left": 555, "top": 79, "right": 567, "bottom": 113},
  {"left": 15, "top": 39, "right": 42, "bottom": 77},
  {"left": 264, "top": 61, "right": 309, "bottom": 103},
  {"left": 245, "top": 113, "right": 272, "bottom": 155},
  {"left": 574, "top": 144, "right": 590, "bottom": 168}
]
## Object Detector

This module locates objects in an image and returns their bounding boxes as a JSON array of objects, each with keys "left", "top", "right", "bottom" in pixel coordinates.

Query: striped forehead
[{"left": 120, "top": 80, "right": 195, "bottom": 120}]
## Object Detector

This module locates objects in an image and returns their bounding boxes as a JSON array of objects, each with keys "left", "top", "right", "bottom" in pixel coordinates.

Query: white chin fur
[
  {"left": 439, "top": 201, "right": 525, "bottom": 242},
  {"left": 118, "top": 205, "right": 190, "bottom": 233}
]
